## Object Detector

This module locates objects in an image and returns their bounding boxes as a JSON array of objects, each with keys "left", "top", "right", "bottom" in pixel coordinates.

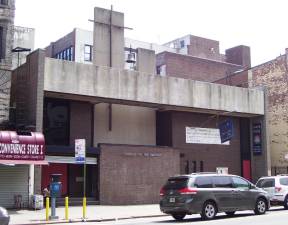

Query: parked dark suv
[{"left": 160, "top": 173, "right": 270, "bottom": 220}]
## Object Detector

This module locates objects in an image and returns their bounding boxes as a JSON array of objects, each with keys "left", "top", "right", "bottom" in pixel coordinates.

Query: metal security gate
[
  {"left": 0, "top": 164, "right": 29, "bottom": 208},
  {"left": 271, "top": 166, "right": 288, "bottom": 176}
]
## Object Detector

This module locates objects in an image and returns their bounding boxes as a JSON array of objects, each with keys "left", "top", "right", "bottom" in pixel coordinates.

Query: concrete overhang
[{"left": 44, "top": 58, "right": 264, "bottom": 116}]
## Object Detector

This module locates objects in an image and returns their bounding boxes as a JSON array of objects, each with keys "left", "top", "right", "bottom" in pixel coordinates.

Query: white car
[
  {"left": 0, "top": 207, "right": 9, "bottom": 225},
  {"left": 256, "top": 175, "right": 288, "bottom": 209}
]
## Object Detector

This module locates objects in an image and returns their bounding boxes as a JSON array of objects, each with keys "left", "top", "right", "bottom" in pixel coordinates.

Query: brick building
[
  {"left": 10, "top": 6, "right": 267, "bottom": 206},
  {"left": 216, "top": 49, "right": 288, "bottom": 175},
  {"left": 0, "top": 0, "right": 39, "bottom": 209},
  {"left": 157, "top": 35, "right": 250, "bottom": 82},
  {"left": 0, "top": 0, "right": 14, "bottom": 122}
]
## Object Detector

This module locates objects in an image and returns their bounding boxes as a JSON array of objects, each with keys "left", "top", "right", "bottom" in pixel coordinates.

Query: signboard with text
[
  {"left": 75, "top": 139, "right": 86, "bottom": 164},
  {"left": 252, "top": 123, "right": 262, "bottom": 155},
  {"left": 186, "top": 127, "right": 230, "bottom": 145},
  {"left": 218, "top": 119, "right": 234, "bottom": 143},
  {"left": 0, "top": 131, "right": 45, "bottom": 161}
]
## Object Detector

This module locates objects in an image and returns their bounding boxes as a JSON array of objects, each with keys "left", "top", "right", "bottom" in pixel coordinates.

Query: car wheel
[
  {"left": 171, "top": 213, "right": 186, "bottom": 221},
  {"left": 254, "top": 198, "right": 267, "bottom": 215},
  {"left": 225, "top": 211, "right": 236, "bottom": 216},
  {"left": 284, "top": 196, "right": 288, "bottom": 210},
  {"left": 201, "top": 201, "right": 217, "bottom": 220}
]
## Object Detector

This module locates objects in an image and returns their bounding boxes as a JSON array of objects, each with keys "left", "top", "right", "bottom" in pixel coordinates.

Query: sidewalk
[{"left": 8, "top": 204, "right": 167, "bottom": 225}]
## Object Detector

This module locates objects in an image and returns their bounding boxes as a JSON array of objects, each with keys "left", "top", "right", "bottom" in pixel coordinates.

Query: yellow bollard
[
  {"left": 65, "top": 196, "right": 69, "bottom": 220},
  {"left": 82, "top": 197, "right": 87, "bottom": 219},
  {"left": 45, "top": 197, "right": 49, "bottom": 221}
]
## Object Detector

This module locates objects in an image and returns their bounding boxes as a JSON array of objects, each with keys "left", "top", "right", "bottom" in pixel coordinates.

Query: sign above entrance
[
  {"left": 75, "top": 139, "right": 86, "bottom": 164},
  {"left": 186, "top": 127, "right": 230, "bottom": 145},
  {"left": 0, "top": 131, "right": 45, "bottom": 162},
  {"left": 218, "top": 118, "right": 234, "bottom": 143}
]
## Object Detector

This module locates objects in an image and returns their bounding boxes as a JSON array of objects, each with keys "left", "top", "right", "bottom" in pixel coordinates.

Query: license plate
[{"left": 169, "top": 197, "right": 175, "bottom": 203}]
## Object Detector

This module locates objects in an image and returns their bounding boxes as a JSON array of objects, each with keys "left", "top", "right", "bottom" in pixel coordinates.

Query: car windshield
[{"left": 163, "top": 177, "right": 189, "bottom": 190}]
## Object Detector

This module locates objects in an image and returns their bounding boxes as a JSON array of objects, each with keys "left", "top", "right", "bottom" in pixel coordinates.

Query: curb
[{"left": 10, "top": 214, "right": 168, "bottom": 225}]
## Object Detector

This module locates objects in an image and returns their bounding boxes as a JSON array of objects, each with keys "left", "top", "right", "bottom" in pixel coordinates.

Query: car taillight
[
  {"left": 160, "top": 188, "right": 165, "bottom": 196},
  {"left": 275, "top": 186, "right": 282, "bottom": 192},
  {"left": 178, "top": 187, "right": 197, "bottom": 195}
]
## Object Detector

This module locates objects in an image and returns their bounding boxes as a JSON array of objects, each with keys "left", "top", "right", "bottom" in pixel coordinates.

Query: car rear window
[
  {"left": 256, "top": 178, "right": 275, "bottom": 188},
  {"left": 194, "top": 176, "right": 213, "bottom": 188},
  {"left": 212, "top": 176, "right": 233, "bottom": 188},
  {"left": 163, "top": 177, "right": 189, "bottom": 190},
  {"left": 280, "top": 178, "right": 288, "bottom": 186}
]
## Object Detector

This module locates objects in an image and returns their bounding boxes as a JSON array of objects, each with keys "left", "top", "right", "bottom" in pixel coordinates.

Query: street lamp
[{"left": 12, "top": 46, "right": 31, "bottom": 67}]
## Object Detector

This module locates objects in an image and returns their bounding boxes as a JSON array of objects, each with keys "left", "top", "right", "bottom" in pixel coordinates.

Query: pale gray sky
[{"left": 15, "top": 0, "right": 288, "bottom": 66}]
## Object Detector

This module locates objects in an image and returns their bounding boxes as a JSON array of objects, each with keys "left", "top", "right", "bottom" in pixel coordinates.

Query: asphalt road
[{"left": 60, "top": 207, "right": 288, "bottom": 225}]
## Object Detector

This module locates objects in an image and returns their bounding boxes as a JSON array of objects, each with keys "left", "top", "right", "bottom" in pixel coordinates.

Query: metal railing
[{"left": 271, "top": 167, "right": 288, "bottom": 176}]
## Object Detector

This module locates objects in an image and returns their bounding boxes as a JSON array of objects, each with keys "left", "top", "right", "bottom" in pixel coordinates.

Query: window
[
  {"left": 212, "top": 176, "right": 233, "bottom": 188},
  {"left": 185, "top": 160, "right": 189, "bottom": 174},
  {"left": 192, "top": 161, "right": 197, "bottom": 173},
  {"left": 0, "top": 26, "right": 4, "bottom": 59},
  {"left": 84, "top": 44, "right": 92, "bottom": 61},
  {"left": 256, "top": 179, "right": 275, "bottom": 188},
  {"left": 232, "top": 177, "right": 249, "bottom": 189},
  {"left": 164, "top": 177, "right": 189, "bottom": 190},
  {"left": 54, "top": 46, "right": 73, "bottom": 61},
  {"left": 194, "top": 176, "right": 213, "bottom": 188},
  {"left": 180, "top": 40, "right": 185, "bottom": 48},
  {"left": 200, "top": 161, "right": 204, "bottom": 172},
  {"left": 280, "top": 178, "right": 288, "bottom": 186},
  {"left": 43, "top": 98, "right": 70, "bottom": 145},
  {"left": 156, "top": 65, "right": 166, "bottom": 76},
  {"left": 0, "top": 0, "right": 8, "bottom": 5}
]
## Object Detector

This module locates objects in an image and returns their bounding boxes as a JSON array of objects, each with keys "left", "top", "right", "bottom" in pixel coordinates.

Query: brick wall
[
  {"left": 171, "top": 112, "right": 241, "bottom": 175},
  {"left": 45, "top": 30, "right": 75, "bottom": 57},
  {"left": 70, "top": 101, "right": 92, "bottom": 146},
  {"left": 215, "top": 70, "right": 249, "bottom": 87},
  {"left": 225, "top": 45, "right": 251, "bottom": 68},
  {"left": 10, "top": 49, "right": 46, "bottom": 129},
  {"left": 188, "top": 35, "right": 221, "bottom": 61},
  {"left": 250, "top": 55, "right": 288, "bottom": 168},
  {"left": 156, "top": 52, "right": 243, "bottom": 82},
  {"left": 0, "top": 0, "right": 15, "bottom": 122},
  {"left": 99, "top": 144, "right": 179, "bottom": 205}
]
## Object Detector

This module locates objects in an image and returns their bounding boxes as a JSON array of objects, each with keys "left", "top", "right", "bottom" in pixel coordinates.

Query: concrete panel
[
  {"left": 136, "top": 48, "right": 156, "bottom": 75},
  {"left": 94, "top": 104, "right": 156, "bottom": 145},
  {"left": 44, "top": 58, "right": 264, "bottom": 116},
  {"left": 75, "top": 28, "right": 93, "bottom": 64},
  {"left": 93, "top": 7, "right": 124, "bottom": 69}
]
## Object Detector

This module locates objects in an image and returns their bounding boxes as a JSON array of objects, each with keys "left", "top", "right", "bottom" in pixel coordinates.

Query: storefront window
[{"left": 43, "top": 98, "right": 70, "bottom": 145}]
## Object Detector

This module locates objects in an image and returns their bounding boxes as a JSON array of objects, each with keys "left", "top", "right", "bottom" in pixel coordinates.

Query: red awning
[{"left": 0, "top": 159, "right": 49, "bottom": 165}]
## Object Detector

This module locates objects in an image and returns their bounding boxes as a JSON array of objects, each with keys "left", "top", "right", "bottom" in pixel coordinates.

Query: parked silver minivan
[{"left": 160, "top": 173, "right": 270, "bottom": 220}]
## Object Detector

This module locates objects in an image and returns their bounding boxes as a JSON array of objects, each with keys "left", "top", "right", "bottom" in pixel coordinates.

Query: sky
[{"left": 14, "top": 0, "right": 288, "bottom": 66}]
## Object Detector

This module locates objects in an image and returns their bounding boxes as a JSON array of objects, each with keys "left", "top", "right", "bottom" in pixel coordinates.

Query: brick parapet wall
[
  {"left": 99, "top": 144, "right": 179, "bottom": 205},
  {"left": 156, "top": 52, "right": 243, "bottom": 82}
]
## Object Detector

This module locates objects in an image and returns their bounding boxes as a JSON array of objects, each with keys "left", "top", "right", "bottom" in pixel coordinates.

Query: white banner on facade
[{"left": 185, "top": 127, "right": 230, "bottom": 145}]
